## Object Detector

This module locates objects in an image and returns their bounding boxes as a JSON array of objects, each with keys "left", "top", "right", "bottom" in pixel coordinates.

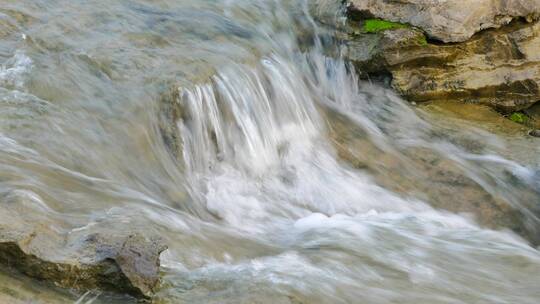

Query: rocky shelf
[{"left": 344, "top": 0, "right": 540, "bottom": 116}]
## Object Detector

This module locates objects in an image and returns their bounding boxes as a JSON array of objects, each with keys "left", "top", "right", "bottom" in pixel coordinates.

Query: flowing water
[{"left": 0, "top": 0, "right": 539, "bottom": 303}]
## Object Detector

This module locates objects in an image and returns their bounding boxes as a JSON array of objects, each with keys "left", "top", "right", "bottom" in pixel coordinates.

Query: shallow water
[{"left": 0, "top": 0, "right": 539, "bottom": 303}]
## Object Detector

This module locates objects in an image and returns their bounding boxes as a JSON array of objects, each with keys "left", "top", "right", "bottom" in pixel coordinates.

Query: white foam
[
  {"left": 178, "top": 54, "right": 434, "bottom": 234},
  {"left": 0, "top": 51, "right": 32, "bottom": 89}
]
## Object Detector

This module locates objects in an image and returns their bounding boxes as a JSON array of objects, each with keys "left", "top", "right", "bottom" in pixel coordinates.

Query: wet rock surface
[
  {"left": 347, "top": 0, "right": 540, "bottom": 43},
  {"left": 0, "top": 267, "right": 78, "bottom": 304},
  {"left": 343, "top": 19, "right": 540, "bottom": 112},
  {"left": 158, "top": 86, "right": 185, "bottom": 162},
  {"left": 0, "top": 192, "right": 167, "bottom": 300},
  {"left": 323, "top": 104, "right": 540, "bottom": 246}
]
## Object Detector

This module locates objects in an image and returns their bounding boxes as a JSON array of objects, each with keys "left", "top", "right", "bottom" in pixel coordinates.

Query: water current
[{"left": 0, "top": 0, "right": 539, "bottom": 303}]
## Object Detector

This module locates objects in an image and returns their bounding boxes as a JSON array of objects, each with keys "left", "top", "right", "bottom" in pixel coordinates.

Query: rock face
[
  {"left": 344, "top": 20, "right": 540, "bottom": 112},
  {"left": 347, "top": 0, "right": 540, "bottom": 43},
  {"left": 0, "top": 192, "right": 167, "bottom": 300}
]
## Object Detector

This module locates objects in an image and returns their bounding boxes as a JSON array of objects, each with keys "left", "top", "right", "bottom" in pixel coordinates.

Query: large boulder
[
  {"left": 344, "top": 20, "right": 540, "bottom": 112},
  {"left": 347, "top": 0, "right": 540, "bottom": 43},
  {"left": 0, "top": 190, "right": 167, "bottom": 300}
]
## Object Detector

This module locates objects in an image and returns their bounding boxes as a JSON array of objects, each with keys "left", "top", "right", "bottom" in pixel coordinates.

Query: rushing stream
[{"left": 1, "top": 0, "right": 540, "bottom": 303}]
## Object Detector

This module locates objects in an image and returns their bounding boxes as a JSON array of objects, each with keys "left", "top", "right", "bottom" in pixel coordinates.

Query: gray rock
[
  {"left": 529, "top": 129, "right": 540, "bottom": 136},
  {"left": 347, "top": 0, "right": 540, "bottom": 43}
]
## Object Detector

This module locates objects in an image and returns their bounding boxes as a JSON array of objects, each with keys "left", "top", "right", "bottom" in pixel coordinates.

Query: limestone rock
[
  {"left": 347, "top": 0, "right": 540, "bottom": 42},
  {"left": 0, "top": 191, "right": 167, "bottom": 299},
  {"left": 344, "top": 20, "right": 540, "bottom": 112}
]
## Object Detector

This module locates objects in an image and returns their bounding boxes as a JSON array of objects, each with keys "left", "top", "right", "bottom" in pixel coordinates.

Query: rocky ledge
[
  {"left": 0, "top": 191, "right": 167, "bottom": 300},
  {"left": 347, "top": 0, "right": 540, "bottom": 43},
  {"left": 344, "top": 0, "right": 540, "bottom": 114}
]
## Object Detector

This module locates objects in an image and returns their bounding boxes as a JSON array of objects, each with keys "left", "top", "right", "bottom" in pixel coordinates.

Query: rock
[
  {"left": 322, "top": 101, "right": 540, "bottom": 245},
  {"left": 158, "top": 86, "right": 184, "bottom": 161},
  {"left": 347, "top": 0, "right": 540, "bottom": 43},
  {"left": 530, "top": 129, "right": 540, "bottom": 136},
  {"left": 525, "top": 101, "right": 540, "bottom": 116},
  {"left": 0, "top": 191, "right": 167, "bottom": 300},
  {"left": 344, "top": 20, "right": 540, "bottom": 112},
  {"left": 0, "top": 9, "right": 36, "bottom": 39},
  {"left": 0, "top": 269, "right": 78, "bottom": 304},
  {"left": 524, "top": 102, "right": 540, "bottom": 127}
]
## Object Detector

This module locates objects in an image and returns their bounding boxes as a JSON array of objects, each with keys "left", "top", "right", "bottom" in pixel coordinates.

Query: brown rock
[{"left": 344, "top": 20, "right": 540, "bottom": 112}]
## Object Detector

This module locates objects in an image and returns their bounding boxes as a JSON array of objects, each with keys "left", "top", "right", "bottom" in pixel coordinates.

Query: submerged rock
[
  {"left": 158, "top": 86, "right": 184, "bottom": 162},
  {"left": 347, "top": 0, "right": 540, "bottom": 43},
  {"left": 0, "top": 191, "right": 167, "bottom": 300},
  {"left": 0, "top": 268, "right": 80, "bottom": 304},
  {"left": 344, "top": 20, "right": 540, "bottom": 112},
  {"left": 323, "top": 103, "right": 540, "bottom": 246}
]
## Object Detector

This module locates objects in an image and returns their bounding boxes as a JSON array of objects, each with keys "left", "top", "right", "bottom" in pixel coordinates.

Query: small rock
[{"left": 529, "top": 129, "right": 540, "bottom": 137}]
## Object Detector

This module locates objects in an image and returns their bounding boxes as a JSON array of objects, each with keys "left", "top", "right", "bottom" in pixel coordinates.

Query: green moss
[
  {"left": 363, "top": 19, "right": 408, "bottom": 33},
  {"left": 417, "top": 35, "right": 428, "bottom": 46},
  {"left": 509, "top": 112, "right": 529, "bottom": 124}
]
